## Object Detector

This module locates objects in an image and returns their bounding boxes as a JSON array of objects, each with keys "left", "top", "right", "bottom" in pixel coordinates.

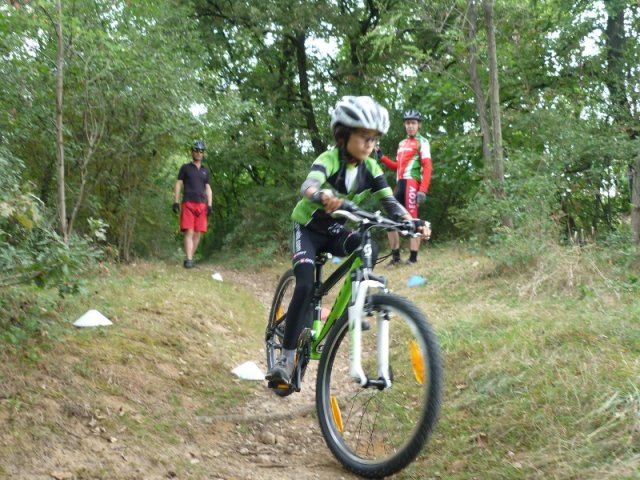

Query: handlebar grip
[
  {"left": 340, "top": 199, "right": 356, "bottom": 212},
  {"left": 401, "top": 219, "right": 416, "bottom": 233},
  {"left": 400, "top": 219, "right": 425, "bottom": 234}
]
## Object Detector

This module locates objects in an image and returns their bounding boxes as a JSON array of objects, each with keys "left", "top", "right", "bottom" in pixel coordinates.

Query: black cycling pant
[{"left": 283, "top": 222, "right": 378, "bottom": 351}]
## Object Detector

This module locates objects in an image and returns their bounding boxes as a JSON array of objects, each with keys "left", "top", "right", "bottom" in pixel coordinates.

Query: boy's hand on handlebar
[
  {"left": 402, "top": 215, "right": 431, "bottom": 238},
  {"left": 322, "top": 194, "right": 343, "bottom": 213},
  {"left": 310, "top": 189, "right": 343, "bottom": 213},
  {"left": 417, "top": 220, "right": 431, "bottom": 239}
]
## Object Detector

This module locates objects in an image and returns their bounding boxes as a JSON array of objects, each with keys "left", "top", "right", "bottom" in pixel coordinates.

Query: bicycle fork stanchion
[
  {"left": 377, "top": 311, "right": 391, "bottom": 388},
  {"left": 348, "top": 278, "right": 386, "bottom": 387}
]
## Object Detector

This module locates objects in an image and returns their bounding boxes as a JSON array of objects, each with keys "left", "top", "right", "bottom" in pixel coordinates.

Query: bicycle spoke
[{"left": 316, "top": 294, "right": 442, "bottom": 478}]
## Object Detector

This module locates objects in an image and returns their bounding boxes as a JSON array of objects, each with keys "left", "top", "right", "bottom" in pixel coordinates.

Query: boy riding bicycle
[{"left": 265, "top": 95, "right": 430, "bottom": 386}]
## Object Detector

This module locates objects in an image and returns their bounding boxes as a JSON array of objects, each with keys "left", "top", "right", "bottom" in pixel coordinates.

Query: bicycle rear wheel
[
  {"left": 265, "top": 269, "right": 296, "bottom": 397},
  {"left": 316, "top": 293, "right": 443, "bottom": 478}
]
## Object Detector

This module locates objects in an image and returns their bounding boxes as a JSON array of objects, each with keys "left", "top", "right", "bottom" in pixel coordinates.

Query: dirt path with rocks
[{"left": 175, "top": 265, "right": 362, "bottom": 480}]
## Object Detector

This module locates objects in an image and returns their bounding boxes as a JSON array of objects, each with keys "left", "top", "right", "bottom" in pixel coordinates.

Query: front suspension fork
[{"left": 348, "top": 278, "right": 391, "bottom": 389}]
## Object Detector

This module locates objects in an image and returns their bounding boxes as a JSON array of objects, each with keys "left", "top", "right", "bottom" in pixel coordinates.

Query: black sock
[
  {"left": 409, "top": 250, "right": 418, "bottom": 262},
  {"left": 392, "top": 249, "right": 400, "bottom": 261}
]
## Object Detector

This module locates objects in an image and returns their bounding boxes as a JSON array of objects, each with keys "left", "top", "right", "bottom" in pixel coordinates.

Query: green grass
[
  {"left": 1, "top": 245, "right": 639, "bottom": 479},
  {"left": 0, "top": 259, "right": 268, "bottom": 478},
  {"left": 389, "top": 244, "right": 640, "bottom": 480}
]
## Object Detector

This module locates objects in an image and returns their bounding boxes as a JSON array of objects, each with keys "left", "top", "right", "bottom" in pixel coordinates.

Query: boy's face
[{"left": 347, "top": 128, "right": 381, "bottom": 161}]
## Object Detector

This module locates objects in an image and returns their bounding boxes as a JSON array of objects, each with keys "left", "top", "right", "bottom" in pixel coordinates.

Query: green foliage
[
  {"left": 454, "top": 155, "right": 563, "bottom": 271},
  {"left": 597, "top": 225, "right": 640, "bottom": 279},
  {"left": 217, "top": 186, "right": 299, "bottom": 266},
  {"left": 1, "top": 0, "right": 210, "bottom": 261},
  {"left": 0, "top": 148, "right": 102, "bottom": 292},
  {"left": 2, "top": 0, "right": 639, "bottom": 260}
]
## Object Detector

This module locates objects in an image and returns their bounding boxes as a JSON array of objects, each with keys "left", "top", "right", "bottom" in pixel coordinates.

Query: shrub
[{"left": 0, "top": 148, "right": 102, "bottom": 292}]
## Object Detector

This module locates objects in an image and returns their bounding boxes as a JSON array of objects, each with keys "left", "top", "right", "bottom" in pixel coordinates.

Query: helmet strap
[{"left": 338, "top": 146, "right": 358, "bottom": 165}]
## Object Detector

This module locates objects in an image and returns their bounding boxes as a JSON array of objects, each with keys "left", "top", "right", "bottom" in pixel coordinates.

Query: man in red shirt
[
  {"left": 376, "top": 110, "right": 432, "bottom": 265},
  {"left": 173, "top": 140, "right": 213, "bottom": 268}
]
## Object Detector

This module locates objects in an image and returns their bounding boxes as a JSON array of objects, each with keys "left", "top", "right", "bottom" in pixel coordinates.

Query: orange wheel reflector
[
  {"left": 276, "top": 305, "right": 284, "bottom": 321},
  {"left": 331, "top": 395, "right": 343, "bottom": 432},
  {"left": 409, "top": 340, "right": 425, "bottom": 385}
]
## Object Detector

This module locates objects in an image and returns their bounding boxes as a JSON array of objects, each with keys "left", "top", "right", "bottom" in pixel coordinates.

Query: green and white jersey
[{"left": 292, "top": 148, "right": 407, "bottom": 232}]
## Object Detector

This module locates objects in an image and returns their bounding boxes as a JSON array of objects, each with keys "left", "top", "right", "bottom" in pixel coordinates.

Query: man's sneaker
[
  {"left": 183, "top": 259, "right": 195, "bottom": 269},
  {"left": 388, "top": 257, "right": 401, "bottom": 267},
  {"left": 265, "top": 356, "right": 295, "bottom": 385}
]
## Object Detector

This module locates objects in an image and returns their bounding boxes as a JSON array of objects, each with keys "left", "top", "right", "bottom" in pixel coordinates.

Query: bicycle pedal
[{"left": 268, "top": 380, "right": 291, "bottom": 390}]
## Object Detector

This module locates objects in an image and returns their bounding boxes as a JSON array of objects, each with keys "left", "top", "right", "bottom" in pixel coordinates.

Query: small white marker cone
[
  {"left": 211, "top": 272, "right": 223, "bottom": 282},
  {"left": 232, "top": 361, "right": 265, "bottom": 381},
  {"left": 73, "top": 309, "right": 113, "bottom": 328}
]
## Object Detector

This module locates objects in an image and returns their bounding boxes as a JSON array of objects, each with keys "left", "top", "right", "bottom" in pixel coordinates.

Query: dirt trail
[
  {"left": 1, "top": 263, "right": 364, "bottom": 480},
  {"left": 204, "top": 266, "right": 361, "bottom": 480}
]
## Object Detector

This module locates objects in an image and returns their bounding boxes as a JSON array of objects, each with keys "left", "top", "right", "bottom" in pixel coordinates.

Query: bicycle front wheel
[
  {"left": 265, "top": 269, "right": 296, "bottom": 397},
  {"left": 316, "top": 293, "right": 443, "bottom": 478}
]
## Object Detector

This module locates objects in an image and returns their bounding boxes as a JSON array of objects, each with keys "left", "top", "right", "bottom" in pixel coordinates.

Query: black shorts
[
  {"left": 291, "top": 223, "right": 361, "bottom": 268},
  {"left": 394, "top": 178, "right": 420, "bottom": 218}
]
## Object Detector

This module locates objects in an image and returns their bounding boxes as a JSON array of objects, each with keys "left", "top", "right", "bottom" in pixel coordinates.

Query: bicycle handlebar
[{"left": 332, "top": 200, "right": 429, "bottom": 238}]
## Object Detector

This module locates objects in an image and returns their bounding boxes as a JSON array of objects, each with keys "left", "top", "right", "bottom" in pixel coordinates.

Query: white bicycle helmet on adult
[{"left": 330, "top": 96, "right": 390, "bottom": 135}]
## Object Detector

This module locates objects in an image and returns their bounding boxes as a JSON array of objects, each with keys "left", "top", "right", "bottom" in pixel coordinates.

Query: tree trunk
[
  {"left": 484, "top": 0, "right": 503, "bottom": 185},
  {"left": 604, "top": 0, "right": 627, "bottom": 115},
  {"left": 483, "top": 0, "right": 512, "bottom": 227},
  {"left": 54, "top": 0, "right": 68, "bottom": 243},
  {"left": 466, "top": 0, "right": 491, "bottom": 164},
  {"left": 603, "top": 0, "right": 638, "bottom": 244},
  {"left": 292, "top": 31, "right": 326, "bottom": 157},
  {"left": 632, "top": 157, "right": 640, "bottom": 244},
  {"left": 67, "top": 106, "right": 104, "bottom": 237}
]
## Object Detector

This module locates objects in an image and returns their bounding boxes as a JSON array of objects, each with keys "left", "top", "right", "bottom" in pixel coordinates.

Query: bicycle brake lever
[{"left": 332, "top": 209, "right": 362, "bottom": 223}]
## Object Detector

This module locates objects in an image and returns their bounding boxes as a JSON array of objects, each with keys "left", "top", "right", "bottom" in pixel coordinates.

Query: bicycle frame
[
  {"left": 307, "top": 226, "right": 391, "bottom": 387},
  {"left": 267, "top": 204, "right": 440, "bottom": 478}
]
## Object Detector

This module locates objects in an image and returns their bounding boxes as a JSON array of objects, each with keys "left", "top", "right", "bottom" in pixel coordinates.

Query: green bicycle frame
[{"left": 309, "top": 253, "right": 362, "bottom": 360}]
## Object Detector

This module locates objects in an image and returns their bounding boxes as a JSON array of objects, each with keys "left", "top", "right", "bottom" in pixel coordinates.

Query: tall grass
[
  {"left": 1, "top": 238, "right": 638, "bottom": 479},
  {"left": 390, "top": 238, "right": 640, "bottom": 479}
]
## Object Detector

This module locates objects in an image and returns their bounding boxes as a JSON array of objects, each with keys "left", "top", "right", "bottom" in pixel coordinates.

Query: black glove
[
  {"left": 417, "top": 192, "right": 426, "bottom": 204},
  {"left": 402, "top": 218, "right": 425, "bottom": 234},
  {"left": 172, "top": 202, "right": 180, "bottom": 214},
  {"left": 373, "top": 145, "right": 383, "bottom": 161},
  {"left": 207, "top": 205, "right": 212, "bottom": 217},
  {"left": 310, "top": 190, "right": 325, "bottom": 205}
]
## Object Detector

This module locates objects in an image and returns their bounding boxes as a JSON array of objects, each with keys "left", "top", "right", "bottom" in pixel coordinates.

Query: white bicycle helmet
[{"left": 330, "top": 96, "right": 390, "bottom": 135}]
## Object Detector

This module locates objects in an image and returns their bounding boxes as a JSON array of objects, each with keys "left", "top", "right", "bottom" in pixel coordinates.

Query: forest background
[
  {"left": 1, "top": 0, "right": 639, "bottom": 307},
  {"left": 1, "top": 1, "right": 640, "bottom": 478}
]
